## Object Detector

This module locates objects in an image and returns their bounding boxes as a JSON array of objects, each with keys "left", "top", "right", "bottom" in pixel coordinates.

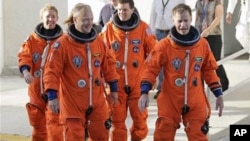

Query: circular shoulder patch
[{"left": 53, "top": 41, "right": 60, "bottom": 49}]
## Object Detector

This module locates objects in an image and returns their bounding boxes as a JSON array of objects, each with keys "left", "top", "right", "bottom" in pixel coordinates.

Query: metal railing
[{"left": 217, "top": 48, "right": 248, "bottom": 65}]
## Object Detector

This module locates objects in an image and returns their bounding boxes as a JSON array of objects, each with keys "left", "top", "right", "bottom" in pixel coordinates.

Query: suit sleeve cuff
[
  {"left": 20, "top": 65, "right": 30, "bottom": 74},
  {"left": 140, "top": 81, "right": 152, "bottom": 95},
  {"left": 47, "top": 89, "right": 58, "bottom": 100},
  {"left": 108, "top": 80, "right": 118, "bottom": 92},
  {"left": 212, "top": 88, "right": 223, "bottom": 97}
]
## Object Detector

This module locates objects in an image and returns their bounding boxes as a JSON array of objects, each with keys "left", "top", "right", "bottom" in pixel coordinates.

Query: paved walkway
[{"left": 1, "top": 59, "right": 250, "bottom": 141}]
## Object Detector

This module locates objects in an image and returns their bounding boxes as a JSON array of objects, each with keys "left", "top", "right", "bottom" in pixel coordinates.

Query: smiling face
[
  {"left": 40, "top": 9, "right": 58, "bottom": 30},
  {"left": 73, "top": 6, "right": 93, "bottom": 34},
  {"left": 117, "top": 2, "right": 134, "bottom": 21}
]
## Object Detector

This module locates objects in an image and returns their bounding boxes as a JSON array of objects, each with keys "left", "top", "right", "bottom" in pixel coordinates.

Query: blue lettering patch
[
  {"left": 131, "top": 40, "right": 140, "bottom": 45},
  {"left": 194, "top": 57, "right": 203, "bottom": 63}
]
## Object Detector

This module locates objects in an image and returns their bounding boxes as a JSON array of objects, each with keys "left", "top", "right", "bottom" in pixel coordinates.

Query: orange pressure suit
[
  {"left": 141, "top": 26, "right": 222, "bottom": 141},
  {"left": 17, "top": 23, "right": 63, "bottom": 141},
  {"left": 43, "top": 25, "right": 119, "bottom": 141},
  {"left": 101, "top": 12, "right": 157, "bottom": 141}
]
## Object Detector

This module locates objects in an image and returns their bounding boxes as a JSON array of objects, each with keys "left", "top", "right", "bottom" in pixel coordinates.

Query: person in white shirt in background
[
  {"left": 226, "top": 0, "right": 250, "bottom": 61},
  {"left": 149, "top": 0, "right": 185, "bottom": 99}
]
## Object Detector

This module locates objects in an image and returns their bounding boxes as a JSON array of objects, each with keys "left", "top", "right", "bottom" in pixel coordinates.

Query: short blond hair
[
  {"left": 64, "top": 3, "right": 92, "bottom": 25},
  {"left": 172, "top": 3, "right": 192, "bottom": 17},
  {"left": 40, "top": 4, "right": 58, "bottom": 17}
]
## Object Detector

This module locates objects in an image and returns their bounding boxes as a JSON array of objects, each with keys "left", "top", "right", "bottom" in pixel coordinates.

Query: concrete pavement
[{"left": 1, "top": 59, "right": 250, "bottom": 141}]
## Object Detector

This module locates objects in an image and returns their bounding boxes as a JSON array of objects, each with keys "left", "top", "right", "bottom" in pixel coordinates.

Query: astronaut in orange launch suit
[
  {"left": 43, "top": 3, "right": 119, "bottom": 141},
  {"left": 138, "top": 3, "right": 224, "bottom": 141},
  {"left": 17, "top": 4, "right": 63, "bottom": 141},
  {"left": 100, "top": 0, "right": 157, "bottom": 140}
]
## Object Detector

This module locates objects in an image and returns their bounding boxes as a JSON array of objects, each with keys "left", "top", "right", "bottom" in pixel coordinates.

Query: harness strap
[
  {"left": 184, "top": 50, "right": 190, "bottom": 105},
  {"left": 40, "top": 41, "right": 50, "bottom": 96},
  {"left": 122, "top": 32, "right": 129, "bottom": 86},
  {"left": 86, "top": 43, "right": 93, "bottom": 107}
]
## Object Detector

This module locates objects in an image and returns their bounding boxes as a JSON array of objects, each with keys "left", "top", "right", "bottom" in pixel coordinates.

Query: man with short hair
[
  {"left": 100, "top": 0, "right": 157, "bottom": 140},
  {"left": 149, "top": 0, "right": 185, "bottom": 99},
  {"left": 138, "top": 3, "right": 224, "bottom": 141}
]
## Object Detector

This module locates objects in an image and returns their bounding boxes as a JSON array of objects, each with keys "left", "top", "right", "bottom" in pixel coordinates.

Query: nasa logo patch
[{"left": 53, "top": 41, "right": 60, "bottom": 49}]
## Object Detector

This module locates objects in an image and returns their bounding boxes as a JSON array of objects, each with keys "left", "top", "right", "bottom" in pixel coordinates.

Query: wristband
[
  {"left": 140, "top": 81, "right": 152, "bottom": 95},
  {"left": 108, "top": 80, "right": 118, "bottom": 92},
  {"left": 20, "top": 65, "right": 30, "bottom": 74},
  {"left": 212, "top": 88, "right": 223, "bottom": 97},
  {"left": 47, "top": 89, "right": 58, "bottom": 100}
]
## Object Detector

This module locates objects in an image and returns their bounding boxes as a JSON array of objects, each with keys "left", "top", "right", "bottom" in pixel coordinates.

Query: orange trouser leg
[
  {"left": 153, "top": 117, "right": 177, "bottom": 141},
  {"left": 46, "top": 107, "right": 63, "bottom": 141},
  {"left": 129, "top": 98, "right": 148, "bottom": 141},
  {"left": 31, "top": 128, "right": 47, "bottom": 141},
  {"left": 183, "top": 119, "right": 208, "bottom": 141},
  {"left": 182, "top": 101, "right": 209, "bottom": 141},
  {"left": 64, "top": 118, "right": 85, "bottom": 141},
  {"left": 111, "top": 95, "right": 128, "bottom": 141},
  {"left": 87, "top": 119, "right": 110, "bottom": 141},
  {"left": 26, "top": 103, "right": 47, "bottom": 141},
  {"left": 111, "top": 122, "right": 128, "bottom": 141}
]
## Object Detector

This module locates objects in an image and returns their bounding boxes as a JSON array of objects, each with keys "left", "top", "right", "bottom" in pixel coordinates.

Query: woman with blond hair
[{"left": 17, "top": 3, "right": 63, "bottom": 141}]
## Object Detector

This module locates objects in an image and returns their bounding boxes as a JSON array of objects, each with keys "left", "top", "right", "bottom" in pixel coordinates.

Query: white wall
[
  {"left": 0, "top": 0, "right": 3, "bottom": 75},
  {"left": 1, "top": 0, "right": 67, "bottom": 75}
]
